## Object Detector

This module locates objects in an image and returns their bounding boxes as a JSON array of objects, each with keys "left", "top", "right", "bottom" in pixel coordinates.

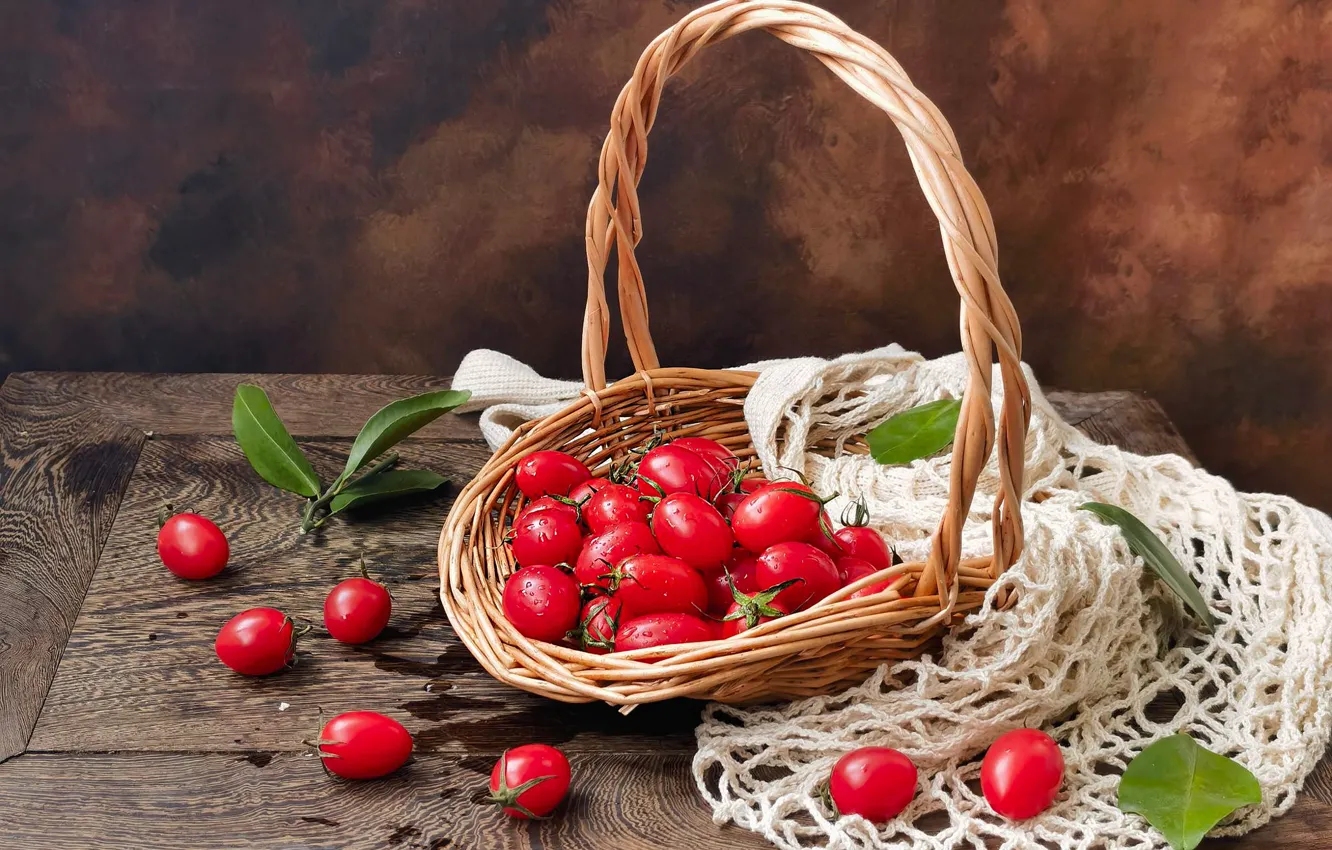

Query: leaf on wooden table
[
  {"left": 865, "top": 398, "right": 962, "bottom": 465},
  {"left": 1080, "top": 502, "right": 1216, "bottom": 630},
  {"left": 340, "top": 390, "right": 471, "bottom": 482},
  {"left": 232, "top": 384, "right": 321, "bottom": 498},
  {"left": 1118, "top": 734, "right": 1261, "bottom": 850},
  {"left": 330, "top": 469, "right": 449, "bottom": 513}
]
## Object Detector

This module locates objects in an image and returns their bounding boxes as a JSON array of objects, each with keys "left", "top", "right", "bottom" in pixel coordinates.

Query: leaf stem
[{"left": 299, "top": 452, "right": 401, "bottom": 534}]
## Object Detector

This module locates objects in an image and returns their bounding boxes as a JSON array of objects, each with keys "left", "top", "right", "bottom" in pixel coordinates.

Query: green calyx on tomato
[
  {"left": 488, "top": 752, "right": 559, "bottom": 820},
  {"left": 723, "top": 577, "right": 800, "bottom": 630}
]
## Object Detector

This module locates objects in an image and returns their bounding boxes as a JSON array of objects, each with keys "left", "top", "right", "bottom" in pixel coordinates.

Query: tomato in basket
[
  {"left": 509, "top": 505, "right": 584, "bottom": 567},
  {"left": 575, "top": 596, "right": 623, "bottom": 654},
  {"left": 669, "top": 436, "right": 739, "bottom": 471},
  {"left": 501, "top": 565, "right": 581, "bottom": 643},
  {"left": 833, "top": 500, "right": 895, "bottom": 571},
  {"left": 615, "top": 612, "right": 715, "bottom": 650},
  {"left": 836, "top": 555, "right": 878, "bottom": 587},
  {"left": 756, "top": 541, "right": 840, "bottom": 611},
  {"left": 613, "top": 554, "right": 708, "bottom": 618},
  {"left": 567, "top": 477, "right": 607, "bottom": 506},
  {"left": 636, "top": 444, "right": 728, "bottom": 500},
  {"left": 514, "top": 495, "right": 580, "bottom": 527},
  {"left": 515, "top": 450, "right": 590, "bottom": 498},
  {"left": 701, "top": 551, "right": 759, "bottom": 615},
  {"left": 650, "top": 492, "right": 734, "bottom": 569},
  {"left": 731, "top": 482, "right": 825, "bottom": 553},
  {"left": 582, "top": 482, "right": 650, "bottom": 534},
  {"left": 573, "top": 522, "right": 660, "bottom": 590},
  {"left": 720, "top": 581, "right": 795, "bottom": 638}
]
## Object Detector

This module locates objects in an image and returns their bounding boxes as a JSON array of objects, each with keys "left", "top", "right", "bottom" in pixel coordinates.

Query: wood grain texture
[
  {"left": 0, "top": 380, "right": 144, "bottom": 762},
  {"left": 0, "top": 752, "right": 768, "bottom": 850},
  {"left": 0, "top": 373, "right": 482, "bottom": 439},
  {"left": 28, "top": 436, "right": 702, "bottom": 755},
  {"left": 0, "top": 373, "right": 1321, "bottom": 849}
]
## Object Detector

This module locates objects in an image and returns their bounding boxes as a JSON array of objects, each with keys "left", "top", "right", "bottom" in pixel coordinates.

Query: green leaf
[
  {"left": 232, "top": 384, "right": 321, "bottom": 498},
  {"left": 865, "top": 398, "right": 962, "bottom": 465},
  {"left": 1118, "top": 734, "right": 1261, "bottom": 850},
  {"left": 1080, "top": 502, "right": 1216, "bottom": 630},
  {"left": 340, "top": 389, "right": 471, "bottom": 482},
  {"left": 329, "top": 469, "right": 448, "bottom": 513}
]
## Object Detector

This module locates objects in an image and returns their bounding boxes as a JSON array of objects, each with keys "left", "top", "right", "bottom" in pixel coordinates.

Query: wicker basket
[{"left": 439, "top": 0, "right": 1030, "bottom": 707}]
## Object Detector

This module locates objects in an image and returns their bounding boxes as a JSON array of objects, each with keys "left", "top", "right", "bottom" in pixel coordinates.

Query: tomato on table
[
  {"left": 316, "top": 711, "right": 413, "bottom": 780},
  {"left": 214, "top": 607, "right": 300, "bottom": 676},
  {"left": 157, "top": 512, "right": 229, "bottom": 579},
  {"left": 489, "top": 744, "right": 571, "bottom": 819}
]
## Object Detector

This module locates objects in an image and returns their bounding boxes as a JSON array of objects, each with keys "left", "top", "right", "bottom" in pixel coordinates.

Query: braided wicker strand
[{"left": 441, "top": 0, "right": 1030, "bottom": 706}]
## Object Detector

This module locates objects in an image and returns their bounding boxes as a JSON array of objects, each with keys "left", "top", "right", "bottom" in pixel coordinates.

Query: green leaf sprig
[
  {"left": 232, "top": 385, "right": 470, "bottom": 533},
  {"left": 865, "top": 398, "right": 962, "bottom": 465},
  {"left": 1079, "top": 502, "right": 1215, "bottom": 630},
  {"left": 1118, "top": 734, "right": 1261, "bottom": 850}
]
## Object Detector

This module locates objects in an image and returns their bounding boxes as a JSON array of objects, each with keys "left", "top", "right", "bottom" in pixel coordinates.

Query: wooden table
[{"left": 0, "top": 373, "right": 1327, "bottom": 849}]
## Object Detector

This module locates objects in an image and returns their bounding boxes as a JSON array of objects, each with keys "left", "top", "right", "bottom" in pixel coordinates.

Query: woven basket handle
[{"left": 581, "top": 0, "right": 1031, "bottom": 597}]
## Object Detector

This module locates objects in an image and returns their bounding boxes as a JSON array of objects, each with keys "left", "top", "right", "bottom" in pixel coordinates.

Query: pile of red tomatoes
[{"left": 501, "top": 436, "right": 899, "bottom": 653}]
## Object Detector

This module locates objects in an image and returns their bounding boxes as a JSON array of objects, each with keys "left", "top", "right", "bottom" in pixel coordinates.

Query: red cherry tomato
[
  {"left": 615, "top": 612, "right": 715, "bottom": 651},
  {"left": 670, "top": 436, "right": 739, "bottom": 470},
  {"left": 567, "top": 477, "right": 608, "bottom": 507},
  {"left": 489, "top": 744, "right": 571, "bottom": 819},
  {"left": 981, "top": 728, "right": 1064, "bottom": 819},
  {"left": 501, "top": 565, "right": 581, "bottom": 643},
  {"left": 583, "top": 483, "right": 650, "bottom": 534},
  {"left": 837, "top": 556, "right": 878, "bottom": 587},
  {"left": 636, "top": 445, "right": 727, "bottom": 500},
  {"left": 739, "top": 477, "right": 768, "bottom": 494},
  {"left": 509, "top": 507, "right": 583, "bottom": 567},
  {"left": 323, "top": 575, "right": 391, "bottom": 644},
  {"left": 157, "top": 513, "right": 229, "bottom": 579},
  {"left": 805, "top": 509, "right": 843, "bottom": 557},
  {"left": 573, "top": 522, "right": 660, "bottom": 590},
  {"left": 731, "top": 482, "right": 824, "bottom": 553},
  {"left": 650, "top": 492, "right": 734, "bottom": 569},
  {"left": 514, "top": 495, "right": 579, "bottom": 528},
  {"left": 317, "top": 711, "right": 413, "bottom": 780},
  {"left": 715, "top": 492, "right": 747, "bottom": 523},
  {"left": 829, "top": 747, "right": 918, "bottom": 822},
  {"left": 575, "top": 596, "right": 624, "bottom": 654},
  {"left": 756, "top": 541, "right": 840, "bottom": 611},
  {"left": 215, "top": 607, "right": 298, "bottom": 676},
  {"left": 701, "top": 552, "right": 759, "bottom": 615},
  {"left": 515, "top": 450, "right": 590, "bottom": 498},
  {"left": 833, "top": 527, "right": 894, "bottom": 571},
  {"left": 613, "top": 554, "right": 708, "bottom": 617},
  {"left": 720, "top": 595, "right": 791, "bottom": 638}
]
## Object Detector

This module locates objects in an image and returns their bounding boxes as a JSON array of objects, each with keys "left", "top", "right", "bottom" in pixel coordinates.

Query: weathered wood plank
[
  {"left": 0, "top": 373, "right": 484, "bottom": 439},
  {"left": 28, "top": 436, "right": 702, "bottom": 754},
  {"left": 0, "top": 751, "right": 767, "bottom": 850},
  {"left": 1054, "top": 390, "right": 1198, "bottom": 464},
  {"left": 0, "top": 384, "right": 144, "bottom": 762}
]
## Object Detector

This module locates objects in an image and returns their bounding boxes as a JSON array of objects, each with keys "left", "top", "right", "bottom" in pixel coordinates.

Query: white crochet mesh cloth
[{"left": 454, "top": 346, "right": 1332, "bottom": 849}]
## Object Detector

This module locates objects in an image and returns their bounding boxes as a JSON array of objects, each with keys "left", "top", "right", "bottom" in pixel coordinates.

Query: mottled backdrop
[{"left": 3, "top": 1, "right": 1331, "bottom": 508}]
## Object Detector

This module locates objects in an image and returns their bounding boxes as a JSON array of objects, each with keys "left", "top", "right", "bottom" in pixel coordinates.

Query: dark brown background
[{"left": 3, "top": 0, "right": 1331, "bottom": 509}]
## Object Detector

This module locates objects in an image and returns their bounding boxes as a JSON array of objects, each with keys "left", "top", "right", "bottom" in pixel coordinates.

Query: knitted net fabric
[{"left": 695, "top": 347, "right": 1332, "bottom": 849}]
